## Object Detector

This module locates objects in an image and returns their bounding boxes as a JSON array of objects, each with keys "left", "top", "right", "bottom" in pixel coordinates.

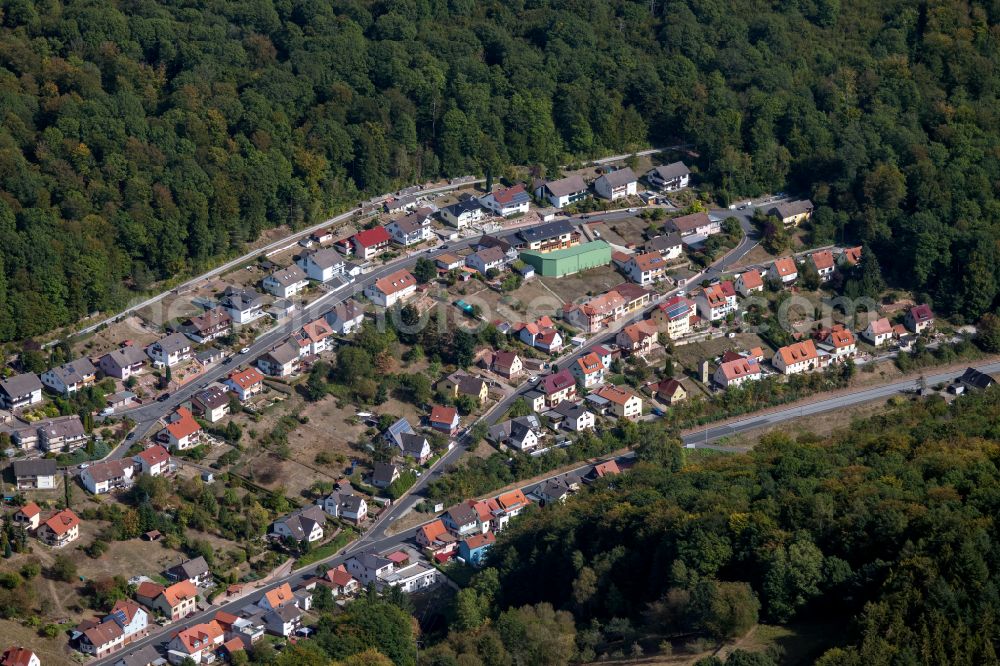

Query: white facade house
[
  {"left": 646, "top": 162, "right": 690, "bottom": 191},
  {"left": 221, "top": 287, "right": 266, "bottom": 324},
  {"left": 439, "top": 199, "right": 484, "bottom": 228},
  {"left": 465, "top": 246, "right": 507, "bottom": 274},
  {"left": 41, "top": 358, "right": 97, "bottom": 395},
  {"left": 296, "top": 248, "right": 346, "bottom": 283},
  {"left": 623, "top": 252, "right": 667, "bottom": 285},
  {"left": 262, "top": 265, "right": 309, "bottom": 298},
  {"left": 146, "top": 333, "right": 192, "bottom": 368},
  {"left": 696, "top": 283, "right": 738, "bottom": 321},
  {"left": 81, "top": 459, "right": 135, "bottom": 495},
  {"left": 326, "top": 300, "right": 366, "bottom": 335},
  {"left": 862, "top": 318, "right": 894, "bottom": 347},
  {"left": 385, "top": 209, "right": 433, "bottom": 246},
  {"left": 594, "top": 168, "right": 637, "bottom": 200},
  {"left": 364, "top": 269, "right": 418, "bottom": 308},
  {"left": 535, "top": 175, "right": 589, "bottom": 209},
  {"left": 479, "top": 184, "right": 531, "bottom": 217},
  {"left": 0, "top": 373, "right": 44, "bottom": 410},
  {"left": 773, "top": 340, "right": 822, "bottom": 375},
  {"left": 713, "top": 357, "right": 762, "bottom": 389}
]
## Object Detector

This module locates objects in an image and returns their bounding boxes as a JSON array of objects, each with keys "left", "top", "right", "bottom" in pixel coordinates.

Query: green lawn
[{"left": 296, "top": 529, "right": 358, "bottom": 568}]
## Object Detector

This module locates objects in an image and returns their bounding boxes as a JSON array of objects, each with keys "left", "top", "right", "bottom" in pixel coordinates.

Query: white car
[{"left": 240, "top": 347, "right": 251, "bottom": 354}]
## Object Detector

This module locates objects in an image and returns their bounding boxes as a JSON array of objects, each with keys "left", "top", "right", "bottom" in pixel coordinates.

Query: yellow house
[{"left": 437, "top": 372, "right": 489, "bottom": 403}]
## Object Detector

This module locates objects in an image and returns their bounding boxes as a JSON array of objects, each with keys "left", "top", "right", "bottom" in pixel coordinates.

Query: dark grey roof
[
  {"left": 599, "top": 167, "right": 636, "bottom": 188},
  {"left": 446, "top": 502, "right": 479, "bottom": 526},
  {"left": 194, "top": 386, "right": 229, "bottom": 410},
  {"left": 263, "top": 341, "right": 299, "bottom": 365},
  {"left": 274, "top": 505, "right": 327, "bottom": 540},
  {"left": 0, "top": 373, "right": 42, "bottom": 397},
  {"left": 543, "top": 175, "right": 588, "bottom": 198},
  {"left": 102, "top": 346, "right": 148, "bottom": 369},
  {"left": 341, "top": 494, "right": 366, "bottom": 513},
  {"left": 650, "top": 162, "right": 690, "bottom": 180},
  {"left": 12, "top": 458, "right": 57, "bottom": 477},
  {"left": 443, "top": 199, "right": 483, "bottom": 217},
  {"left": 372, "top": 462, "right": 399, "bottom": 486},
  {"left": 478, "top": 235, "right": 513, "bottom": 253},
  {"left": 960, "top": 367, "right": 997, "bottom": 390},
  {"left": 222, "top": 287, "right": 265, "bottom": 311},
  {"left": 48, "top": 358, "right": 96, "bottom": 385},
  {"left": 113, "top": 643, "right": 165, "bottom": 666},
  {"left": 266, "top": 265, "right": 307, "bottom": 286},
  {"left": 327, "top": 300, "right": 365, "bottom": 325},
  {"left": 384, "top": 418, "right": 415, "bottom": 447},
  {"left": 268, "top": 604, "right": 302, "bottom": 622},
  {"left": 518, "top": 219, "right": 575, "bottom": 244},
  {"left": 770, "top": 199, "right": 814, "bottom": 218},
  {"left": 552, "top": 401, "right": 587, "bottom": 420},
  {"left": 400, "top": 433, "right": 428, "bottom": 456},
  {"left": 167, "top": 556, "right": 210, "bottom": 580},
  {"left": 645, "top": 233, "right": 683, "bottom": 253},
  {"left": 151, "top": 332, "right": 190, "bottom": 355}
]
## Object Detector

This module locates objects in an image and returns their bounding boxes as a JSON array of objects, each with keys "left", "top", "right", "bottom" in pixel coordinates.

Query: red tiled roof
[
  {"left": 592, "top": 461, "right": 621, "bottom": 477},
  {"left": 1, "top": 648, "right": 38, "bottom": 666},
  {"left": 491, "top": 184, "right": 527, "bottom": 205},
  {"left": 430, "top": 405, "right": 458, "bottom": 424},
  {"left": 464, "top": 531, "right": 496, "bottom": 550},
  {"left": 772, "top": 257, "right": 797, "bottom": 277},
  {"left": 263, "top": 583, "right": 294, "bottom": 609},
  {"left": 17, "top": 502, "right": 40, "bottom": 519},
  {"left": 136, "top": 444, "right": 169, "bottom": 466},
  {"left": 776, "top": 339, "right": 818, "bottom": 366},
  {"left": 717, "top": 357, "right": 760, "bottom": 381},
  {"left": 497, "top": 488, "right": 528, "bottom": 510},
  {"left": 136, "top": 581, "right": 165, "bottom": 600},
  {"left": 418, "top": 519, "right": 449, "bottom": 544},
  {"left": 869, "top": 317, "right": 892, "bottom": 335},
  {"left": 372, "top": 269, "right": 417, "bottom": 296},
  {"left": 43, "top": 508, "right": 79, "bottom": 536},
  {"left": 165, "top": 407, "right": 200, "bottom": 440},
  {"left": 811, "top": 250, "right": 834, "bottom": 270},
  {"left": 325, "top": 565, "right": 355, "bottom": 587},
  {"left": 163, "top": 580, "right": 198, "bottom": 608},
  {"left": 227, "top": 367, "right": 263, "bottom": 390},
  {"left": 353, "top": 226, "right": 391, "bottom": 248},
  {"left": 739, "top": 270, "right": 763, "bottom": 289},
  {"left": 595, "top": 385, "right": 639, "bottom": 406},
  {"left": 174, "top": 621, "right": 223, "bottom": 654}
]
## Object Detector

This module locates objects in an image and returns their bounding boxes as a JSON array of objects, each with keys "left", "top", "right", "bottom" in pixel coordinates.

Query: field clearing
[
  {"left": 672, "top": 332, "right": 772, "bottom": 374},
  {"left": 598, "top": 215, "right": 656, "bottom": 247},
  {"left": 539, "top": 264, "right": 625, "bottom": 301},
  {"left": 72, "top": 315, "right": 161, "bottom": 358}
]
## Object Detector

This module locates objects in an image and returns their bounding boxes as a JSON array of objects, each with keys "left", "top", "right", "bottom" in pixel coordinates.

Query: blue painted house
[{"left": 458, "top": 531, "right": 495, "bottom": 567}]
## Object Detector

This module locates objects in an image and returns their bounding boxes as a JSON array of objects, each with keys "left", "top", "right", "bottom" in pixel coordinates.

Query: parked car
[
  {"left": 156, "top": 393, "right": 171, "bottom": 402},
  {"left": 240, "top": 347, "right": 251, "bottom": 354}
]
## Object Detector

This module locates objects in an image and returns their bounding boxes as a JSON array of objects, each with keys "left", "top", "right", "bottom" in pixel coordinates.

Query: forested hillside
[
  {"left": 453, "top": 390, "right": 1000, "bottom": 664},
  {"left": 0, "top": 0, "right": 999, "bottom": 341}
]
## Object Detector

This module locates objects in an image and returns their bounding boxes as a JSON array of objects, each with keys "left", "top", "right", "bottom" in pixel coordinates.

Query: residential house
[
  {"left": 459, "top": 532, "right": 495, "bottom": 567},
  {"left": 769, "top": 257, "right": 798, "bottom": 285},
  {"left": 400, "top": 433, "right": 432, "bottom": 463},
  {"left": 490, "top": 351, "right": 523, "bottom": 379},
  {"left": 256, "top": 341, "right": 300, "bottom": 377},
  {"left": 111, "top": 643, "right": 164, "bottom": 666},
  {"left": 438, "top": 372, "right": 489, "bottom": 403},
  {"left": 333, "top": 493, "right": 367, "bottom": 525},
  {"left": 736, "top": 269, "right": 764, "bottom": 296},
  {"left": 540, "top": 369, "right": 577, "bottom": 408},
  {"left": 552, "top": 401, "right": 595, "bottom": 432},
  {"left": 98, "top": 347, "right": 147, "bottom": 381},
  {"left": 585, "top": 461, "right": 622, "bottom": 482},
  {"left": 825, "top": 326, "right": 857, "bottom": 360},
  {"left": 571, "top": 352, "right": 606, "bottom": 388},
  {"left": 773, "top": 339, "right": 822, "bottom": 375},
  {"left": 839, "top": 246, "right": 863, "bottom": 267},
  {"left": 383, "top": 418, "right": 415, "bottom": 448},
  {"left": 623, "top": 252, "right": 668, "bottom": 285},
  {"left": 442, "top": 503, "right": 485, "bottom": 538},
  {"left": 191, "top": 386, "right": 230, "bottom": 423},
  {"left": 563, "top": 290, "right": 626, "bottom": 333},
  {"left": 292, "top": 318, "right": 335, "bottom": 357},
  {"left": 862, "top": 318, "right": 894, "bottom": 347},
  {"left": 224, "top": 367, "right": 264, "bottom": 402},
  {"left": 351, "top": 226, "right": 392, "bottom": 261},
  {"left": 429, "top": 405, "right": 460, "bottom": 435},
  {"left": 106, "top": 390, "right": 136, "bottom": 410},
  {"left": 958, "top": 367, "right": 998, "bottom": 392},
  {"left": 12, "top": 459, "right": 57, "bottom": 490},
  {"left": 669, "top": 212, "right": 720, "bottom": 238},
  {"left": 316, "top": 484, "right": 354, "bottom": 518},
  {"left": 0, "top": 649, "right": 39, "bottom": 666},
  {"left": 477, "top": 235, "right": 520, "bottom": 263},
  {"left": 38, "top": 508, "right": 80, "bottom": 547},
  {"left": 35, "top": 415, "right": 87, "bottom": 453},
  {"left": 810, "top": 250, "right": 835, "bottom": 281},
  {"left": 479, "top": 184, "right": 531, "bottom": 217},
  {"left": 180, "top": 308, "right": 232, "bottom": 344},
  {"left": 147, "top": 334, "right": 193, "bottom": 368},
  {"left": 13, "top": 502, "right": 41, "bottom": 531},
  {"left": 488, "top": 415, "right": 542, "bottom": 452},
  {"left": 713, "top": 356, "right": 762, "bottom": 389},
  {"left": 220, "top": 287, "right": 266, "bottom": 325},
  {"left": 644, "top": 232, "right": 684, "bottom": 261},
  {"left": 104, "top": 599, "right": 149, "bottom": 647},
  {"left": 371, "top": 462, "right": 400, "bottom": 490},
  {"left": 652, "top": 295, "right": 696, "bottom": 340},
  {"left": 906, "top": 304, "right": 935, "bottom": 334},
  {"left": 416, "top": 519, "right": 457, "bottom": 555},
  {"left": 41, "top": 358, "right": 97, "bottom": 395},
  {"left": 165, "top": 621, "right": 224, "bottom": 664},
  {"left": 364, "top": 269, "right": 418, "bottom": 308},
  {"left": 655, "top": 378, "right": 687, "bottom": 405},
  {"left": 166, "top": 557, "right": 212, "bottom": 587},
  {"left": 646, "top": 162, "right": 690, "bottom": 191},
  {"left": 296, "top": 247, "right": 346, "bottom": 283},
  {"left": 533, "top": 477, "right": 576, "bottom": 505},
  {"left": 263, "top": 605, "right": 302, "bottom": 638},
  {"left": 523, "top": 389, "right": 547, "bottom": 412},
  {"left": 440, "top": 199, "right": 484, "bottom": 228},
  {"left": 616, "top": 320, "right": 658, "bottom": 356},
  {"left": 161, "top": 407, "right": 201, "bottom": 450},
  {"left": 257, "top": 583, "right": 295, "bottom": 612},
  {"left": 81, "top": 459, "right": 135, "bottom": 495},
  {"left": 319, "top": 565, "right": 360, "bottom": 597},
  {"left": 269, "top": 505, "right": 327, "bottom": 543},
  {"left": 517, "top": 219, "right": 579, "bottom": 253},
  {"left": 535, "top": 175, "right": 589, "bottom": 208},
  {"left": 377, "top": 561, "right": 439, "bottom": 593},
  {"left": 594, "top": 167, "right": 637, "bottom": 200},
  {"left": 768, "top": 199, "right": 814, "bottom": 227},
  {"left": 0, "top": 373, "right": 43, "bottom": 411},
  {"left": 326, "top": 300, "right": 366, "bottom": 335},
  {"left": 595, "top": 385, "right": 643, "bottom": 420},
  {"left": 77, "top": 622, "right": 125, "bottom": 658},
  {"left": 465, "top": 246, "right": 507, "bottom": 275},
  {"left": 386, "top": 208, "right": 433, "bottom": 246},
  {"left": 696, "top": 282, "right": 738, "bottom": 321},
  {"left": 435, "top": 253, "right": 465, "bottom": 271},
  {"left": 346, "top": 551, "right": 395, "bottom": 586},
  {"left": 134, "top": 445, "right": 171, "bottom": 477},
  {"left": 262, "top": 265, "right": 308, "bottom": 298},
  {"left": 516, "top": 316, "right": 563, "bottom": 353}
]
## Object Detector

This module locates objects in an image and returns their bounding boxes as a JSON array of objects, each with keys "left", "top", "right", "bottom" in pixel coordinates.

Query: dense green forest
[
  {"left": 448, "top": 390, "right": 1000, "bottom": 664},
  {"left": 0, "top": 0, "right": 998, "bottom": 341}
]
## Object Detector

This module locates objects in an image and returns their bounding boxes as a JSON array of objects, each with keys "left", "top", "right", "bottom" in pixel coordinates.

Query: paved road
[{"left": 94, "top": 354, "right": 1000, "bottom": 665}]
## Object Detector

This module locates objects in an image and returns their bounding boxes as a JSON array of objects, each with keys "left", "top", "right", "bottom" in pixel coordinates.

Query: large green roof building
[{"left": 518, "top": 240, "right": 612, "bottom": 277}]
